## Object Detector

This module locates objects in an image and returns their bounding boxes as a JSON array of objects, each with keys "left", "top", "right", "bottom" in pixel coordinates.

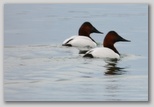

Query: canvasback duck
[
  {"left": 62, "top": 22, "right": 103, "bottom": 54},
  {"left": 83, "top": 31, "right": 130, "bottom": 59}
]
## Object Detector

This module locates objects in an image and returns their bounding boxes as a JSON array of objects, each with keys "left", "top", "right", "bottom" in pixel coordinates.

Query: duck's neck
[
  {"left": 104, "top": 44, "right": 120, "bottom": 55},
  {"left": 88, "top": 36, "right": 97, "bottom": 44},
  {"left": 79, "top": 30, "right": 90, "bottom": 37},
  {"left": 78, "top": 31, "right": 97, "bottom": 44}
]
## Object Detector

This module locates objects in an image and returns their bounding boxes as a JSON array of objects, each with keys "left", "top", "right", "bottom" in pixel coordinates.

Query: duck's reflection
[{"left": 104, "top": 59, "right": 127, "bottom": 75}]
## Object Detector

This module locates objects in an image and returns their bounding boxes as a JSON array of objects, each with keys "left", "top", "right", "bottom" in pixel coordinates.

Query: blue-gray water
[{"left": 4, "top": 4, "right": 148, "bottom": 101}]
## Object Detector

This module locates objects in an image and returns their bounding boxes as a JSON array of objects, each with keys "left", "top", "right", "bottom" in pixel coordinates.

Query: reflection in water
[
  {"left": 104, "top": 59, "right": 127, "bottom": 75},
  {"left": 103, "top": 59, "right": 127, "bottom": 101}
]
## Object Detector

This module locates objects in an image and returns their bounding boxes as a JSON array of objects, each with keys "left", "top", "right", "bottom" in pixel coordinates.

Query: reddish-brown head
[
  {"left": 78, "top": 22, "right": 103, "bottom": 36},
  {"left": 103, "top": 31, "right": 130, "bottom": 55}
]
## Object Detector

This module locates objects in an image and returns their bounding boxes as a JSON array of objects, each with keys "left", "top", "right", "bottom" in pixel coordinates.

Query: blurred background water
[{"left": 4, "top": 4, "right": 148, "bottom": 101}]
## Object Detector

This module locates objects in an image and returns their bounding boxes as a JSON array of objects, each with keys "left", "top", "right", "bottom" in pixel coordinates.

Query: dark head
[
  {"left": 103, "top": 31, "right": 130, "bottom": 55},
  {"left": 78, "top": 22, "right": 103, "bottom": 36},
  {"left": 103, "top": 31, "right": 130, "bottom": 46}
]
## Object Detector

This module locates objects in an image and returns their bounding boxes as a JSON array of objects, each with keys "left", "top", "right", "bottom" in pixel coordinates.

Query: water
[{"left": 4, "top": 4, "right": 148, "bottom": 101}]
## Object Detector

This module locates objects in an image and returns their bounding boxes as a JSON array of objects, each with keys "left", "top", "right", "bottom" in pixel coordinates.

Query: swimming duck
[
  {"left": 83, "top": 31, "right": 130, "bottom": 59},
  {"left": 62, "top": 22, "right": 103, "bottom": 54}
]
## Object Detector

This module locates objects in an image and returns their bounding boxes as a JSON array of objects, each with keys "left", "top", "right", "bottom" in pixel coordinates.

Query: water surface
[{"left": 4, "top": 4, "right": 148, "bottom": 101}]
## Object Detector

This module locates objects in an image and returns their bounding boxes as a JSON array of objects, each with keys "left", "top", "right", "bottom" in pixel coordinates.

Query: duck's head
[
  {"left": 103, "top": 31, "right": 130, "bottom": 55},
  {"left": 78, "top": 22, "right": 103, "bottom": 36},
  {"left": 103, "top": 31, "right": 130, "bottom": 46}
]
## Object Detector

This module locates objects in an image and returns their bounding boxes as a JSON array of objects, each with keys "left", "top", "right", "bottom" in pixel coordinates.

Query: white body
[
  {"left": 85, "top": 47, "right": 120, "bottom": 59},
  {"left": 62, "top": 35, "right": 97, "bottom": 51}
]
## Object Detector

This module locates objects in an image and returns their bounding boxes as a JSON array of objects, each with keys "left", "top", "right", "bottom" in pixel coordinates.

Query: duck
[
  {"left": 83, "top": 31, "right": 130, "bottom": 59},
  {"left": 62, "top": 22, "right": 103, "bottom": 54}
]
